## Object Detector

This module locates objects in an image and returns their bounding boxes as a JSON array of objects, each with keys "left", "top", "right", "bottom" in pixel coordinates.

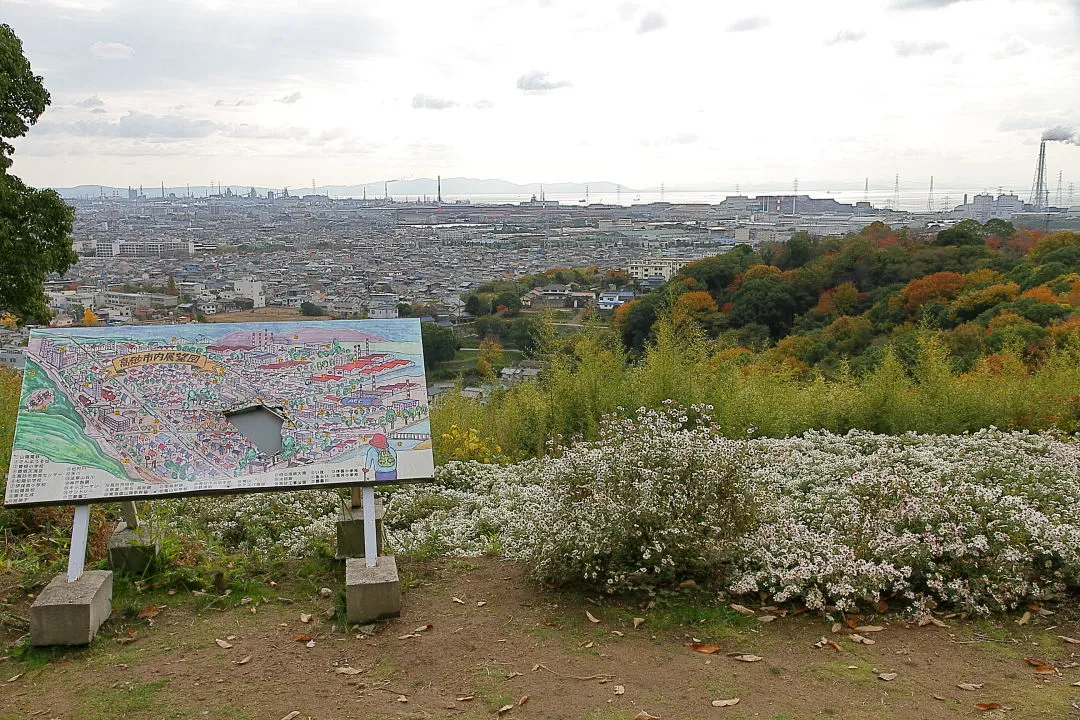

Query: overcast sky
[{"left": 4, "top": 0, "right": 1079, "bottom": 191}]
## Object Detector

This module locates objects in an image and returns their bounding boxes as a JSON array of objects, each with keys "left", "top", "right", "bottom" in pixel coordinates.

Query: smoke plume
[{"left": 1042, "top": 125, "right": 1079, "bottom": 144}]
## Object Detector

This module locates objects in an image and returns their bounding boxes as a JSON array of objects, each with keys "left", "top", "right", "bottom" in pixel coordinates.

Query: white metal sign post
[
  {"left": 67, "top": 505, "right": 91, "bottom": 583},
  {"left": 362, "top": 485, "right": 378, "bottom": 568}
]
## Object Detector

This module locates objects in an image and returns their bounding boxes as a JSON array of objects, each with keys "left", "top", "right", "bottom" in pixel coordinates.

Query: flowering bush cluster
[
  {"left": 731, "top": 428, "right": 1080, "bottom": 614},
  {"left": 166, "top": 406, "right": 1080, "bottom": 615}
]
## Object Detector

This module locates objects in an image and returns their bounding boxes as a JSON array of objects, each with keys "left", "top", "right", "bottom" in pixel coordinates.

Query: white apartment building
[
  {"left": 227, "top": 277, "right": 266, "bottom": 308},
  {"left": 628, "top": 257, "right": 692, "bottom": 282},
  {"left": 106, "top": 239, "right": 195, "bottom": 257}
]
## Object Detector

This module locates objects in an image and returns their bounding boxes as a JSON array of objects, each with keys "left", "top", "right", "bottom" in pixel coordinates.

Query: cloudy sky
[{"left": 4, "top": 0, "right": 1079, "bottom": 191}]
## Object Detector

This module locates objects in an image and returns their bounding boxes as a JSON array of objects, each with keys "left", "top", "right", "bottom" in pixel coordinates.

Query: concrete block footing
[
  {"left": 345, "top": 556, "right": 400, "bottom": 623},
  {"left": 30, "top": 570, "right": 113, "bottom": 646},
  {"left": 107, "top": 523, "right": 159, "bottom": 574},
  {"left": 335, "top": 499, "right": 384, "bottom": 559}
]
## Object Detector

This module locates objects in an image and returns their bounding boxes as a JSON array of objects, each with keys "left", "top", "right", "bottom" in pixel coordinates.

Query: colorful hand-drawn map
[{"left": 4, "top": 320, "right": 435, "bottom": 507}]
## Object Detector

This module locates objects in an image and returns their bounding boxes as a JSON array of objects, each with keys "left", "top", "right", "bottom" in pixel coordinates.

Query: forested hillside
[{"left": 616, "top": 221, "right": 1080, "bottom": 374}]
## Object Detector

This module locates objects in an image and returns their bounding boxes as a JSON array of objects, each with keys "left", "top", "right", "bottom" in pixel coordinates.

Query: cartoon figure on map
[{"left": 364, "top": 433, "right": 398, "bottom": 481}]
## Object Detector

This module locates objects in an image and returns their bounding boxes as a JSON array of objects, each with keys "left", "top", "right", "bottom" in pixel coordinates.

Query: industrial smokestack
[{"left": 1042, "top": 126, "right": 1079, "bottom": 144}]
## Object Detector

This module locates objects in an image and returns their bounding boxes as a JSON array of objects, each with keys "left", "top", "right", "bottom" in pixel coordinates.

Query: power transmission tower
[
  {"left": 893, "top": 174, "right": 900, "bottom": 211},
  {"left": 1057, "top": 171, "right": 1063, "bottom": 207},
  {"left": 927, "top": 176, "right": 934, "bottom": 212}
]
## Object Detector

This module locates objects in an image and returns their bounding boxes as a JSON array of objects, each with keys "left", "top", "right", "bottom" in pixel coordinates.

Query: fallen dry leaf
[
  {"left": 850, "top": 634, "right": 875, "bottom": 645},
  {"left": 731, "top": 654, "right": 763, "bottom": 662},
  {"left": 299, "top": 613, "right": 312, "bottom": 624},
  {"left": 116, "top": 632, "right": 137, "bottom": 645},
  {"left": 957, "top": 683, "right": 983, "bottom": 691},
  {"left": 612, "top": 630, "right": 624, "bottom": 637},
  {"left": 6, "top": 674, "right": 22, "bottom": 683},
  {"left": 234, "top": 655, "right": 252, "bottom": 666},
  {"left": 854, "top": 625, "right": 883, "bottom": 633},
  {"left": 305, "top": 639, "right": 316, "bottom": 648},
  {"left": 280, "top": 713, "right": 300, "bottom": 720},
  {"left": 875, "top": 600, "right": 889, "bottom": 613},
  {"left": 518, "top": 695, "right": 529, "bottom": 706},
  {"left": 1017, "top": 611, "right": 1032, "bottom": 626},
  {"left": 137, "top": 604, "right": 161, "bottom": 619},
  {"left": 814, "top": 637, "right": 843, "bottom": 652},
  {"left": 451, "top": 597, "right": 465, "bottom": 605},
  {"left": 1058, "top": 635, "right": 1080, "bottom": 644},
  {"left": 1033, "top": 665, "right": 1057, "bottom": 675},
  {"left": 585, "top": 610, "right": 600, "bottom": 623},
  {"left": 413, "top": 624, "right": 433, "bottom": 633},
  {"left": 633, "top": 617, "right": 646, "bottom": 629},
  {"left": 397, "top": 633, "right": 420, "bottom": 640},
  {"left": 291, "top": 635, "right": 312, "bottom": 642},
  {"left": 711, "top": 698, "right": 740, "bottom": 707},
  {"left": 878, "top": 672, "right": 898, "bottom": 681},
  {"left": 614, "top": 685, "right": 625, "bottom": 695},
  {"left": 632, "top": 713, "right": 660, "bottom": 720},
  {"left": 831, "top": 622, "right": 842, "bottom": 634},
  {"left": 477, "top": 601, "right": 487, "bottom": 607},
  {"left": 757, "top": 615, "right": 776, "bottom": 623},
  {"left": 730, "top": 604, "right": 755, "bottom": 616},
  {"left": 456, "top": 696, "right": 475, "bottom": 701},
  {"left": 684, "top": 642, "right": 723, "bottom": 654},
  {"left": 677, "top": 579, "right": 700, "bottom": 590},
  {"left": 336, "top": 666, "right": 362, "bottom": 675},
  {"left": 497, "top": 703, "right": 514, "bottom": 716},
  {"left": 506, "top": 670, "right": 523, "bottom": 679},
  {"left": 531, "top": 664, "right": 540, "bottom": 672},
  {"left": 214, "top": 638, "right": 233, "bottom": 649},
  {"left": 397, "top": 695, "right": 408, "bottom": 703},
  {"left": 974, "top": 703, "right": 1001, "bottom": 711},
  {"left": 917, "top": 616, "right": 947, "bottom": 628}
]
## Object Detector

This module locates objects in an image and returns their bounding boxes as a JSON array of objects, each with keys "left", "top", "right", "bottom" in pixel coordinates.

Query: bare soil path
[{"left": 1, "top": 557, "right": 1078, "bottom": 720}]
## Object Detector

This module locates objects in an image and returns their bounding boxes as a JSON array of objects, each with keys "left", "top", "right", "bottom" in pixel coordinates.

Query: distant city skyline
[{"left": 3, "top": 0, "right": 1079, "bottom": 189}]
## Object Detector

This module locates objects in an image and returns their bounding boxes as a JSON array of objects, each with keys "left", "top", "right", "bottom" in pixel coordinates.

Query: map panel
[{"left": 4, "top": 319, "right": 435, "bottom": 507}]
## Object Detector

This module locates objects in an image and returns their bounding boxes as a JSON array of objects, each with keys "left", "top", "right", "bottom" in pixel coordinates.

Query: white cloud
[
  {"left": 992, "top": 38, "right": 1028, "bottom": 60},
  {"left": 74, "top": 95, "right": 105, "bottom": 108},
  {"left": 88, "top": 41, "right": 133, "bottom": 60},
  {"left": 638, "top": 11, "right": 666, "bottom": 33},
  {"left": 277, "top": 92, "right": 303, "bottom": 104},
  {"left": 728, "top": 16, "right": 770, "bottom": 32},
  {"left": 473, "top": 99, "right": 494, "bottom": 110},
  {"left": 412, "top": 93, "right": 457, "bottom": 110},
  {"left": 516, "top": 71, "right": 572, "bottom": 93},
  {"left": 825, "top": 30, "right": 866, "bottom": 45},
  {"left": 894, "top": 40, "right": 949, "bottom": 56}
]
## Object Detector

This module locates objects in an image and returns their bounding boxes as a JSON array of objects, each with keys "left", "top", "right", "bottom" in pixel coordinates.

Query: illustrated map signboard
[{"left": 5, "top": 320, "right": 435, "bottom": 507}]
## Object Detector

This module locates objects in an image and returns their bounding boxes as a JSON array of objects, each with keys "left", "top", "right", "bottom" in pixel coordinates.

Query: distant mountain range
[{"left": 47, "top": 177, "right": 638, "bottom": 200}]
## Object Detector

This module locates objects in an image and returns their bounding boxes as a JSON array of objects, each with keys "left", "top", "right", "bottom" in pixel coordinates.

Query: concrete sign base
[
  {"left": 336, "top": 499, "right": 384, "bottom": 559},
  {"left": 345, "top": 555, "right": 400, "bottom": 623},
  {"left": 107, "top": 522, "right": 158, "bottom": 574},
  {"left": 31, "top": 570, "right": 113, "bottom": 646}
]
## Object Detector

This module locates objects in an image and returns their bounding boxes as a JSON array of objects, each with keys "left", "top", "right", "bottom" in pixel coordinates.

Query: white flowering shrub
[
  {"left": 731, "top": 429, "right": 1080, "bottom": 614},
  {"left": 164, "top": 490, "right": 340, "bottom": 557},
  {"left": 156, "top": 408, "right": 1080, "bottom": 615},
  {"left": 389, "top": 404, "right": 755, "bottom": 592}
]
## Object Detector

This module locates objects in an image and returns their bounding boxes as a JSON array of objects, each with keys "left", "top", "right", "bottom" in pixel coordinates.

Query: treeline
[{"left": 615, "top": 221, "right": 1080, "bottom": 373}]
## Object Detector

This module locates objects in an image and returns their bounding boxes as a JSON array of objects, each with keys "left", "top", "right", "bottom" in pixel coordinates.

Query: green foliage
[
  {"left": 431, "top": 318, "right": 1080, "bottom": 461},
  {"left": 421, "top": 321, "right": 460, "bottom": 366},
  {"left": 0, "top": 25, "right": 76, "bottom": 324},
  {"left": 299, "top": 301, "right": 325, "bottom": 316}
]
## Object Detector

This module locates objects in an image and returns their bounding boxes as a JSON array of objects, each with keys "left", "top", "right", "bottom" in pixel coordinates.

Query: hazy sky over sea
[{"left": 3, "top": 0, "right": 1079, "bottom": 190}]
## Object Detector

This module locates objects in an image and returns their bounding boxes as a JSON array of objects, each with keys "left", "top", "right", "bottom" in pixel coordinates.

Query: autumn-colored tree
[
  {"left": 951, "top": 282, "right": 1020, "bottom": 320},
  {"left": 900, "top": 272, "right": 967, "bottom": 312},
  {"left": 166, "top": 274, "right": 179, "bottom": 296},
  {"left": 962, "top": 268, "right": 1004, "bottom": 289},
  {"left": 742, "top": 264, "right": 783, "bottom": 282},
  {"left": 1020, "top": 285, "right": 1063, "bottom": 304},
  {"left": 671, "top": 290, "right": 718, "bottom": 330},
  {"left": 475, "top": 337, "right": 502, "bottom": 380},
  {"left": 816, "top": 282, "right": 859, "bottom": 317},
  {"left": 81, "top": 308, "right": 100, "bottom": 326},
  {"left": 1030, "top": 230, "right": 1080, "bottom": 263},
  {"left": 0, "top": 312, "right": 17, "bottom": 330}
]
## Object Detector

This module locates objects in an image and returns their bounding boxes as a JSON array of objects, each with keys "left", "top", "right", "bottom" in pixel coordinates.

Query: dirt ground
[{"left": 1, "top": 557, "right": 1079, "bottom": 720}]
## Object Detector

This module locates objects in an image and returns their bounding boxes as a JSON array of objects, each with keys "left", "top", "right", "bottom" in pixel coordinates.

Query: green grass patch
[{"left": 76, "top": 679, "right": 168, "bottom": 719}]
